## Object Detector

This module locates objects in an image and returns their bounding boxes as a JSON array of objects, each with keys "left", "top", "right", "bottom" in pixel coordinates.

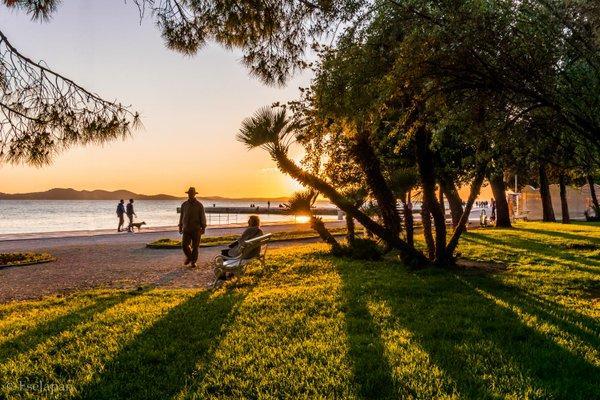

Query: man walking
[
  {"left": 126, "top": 199, "right": 136, "bottom": 232},
  {"left": 116, "top": 199, "right": 125, "bottom": 232},
  {"left": 179, "top": 187, "right": 207, "bottom": 267}
]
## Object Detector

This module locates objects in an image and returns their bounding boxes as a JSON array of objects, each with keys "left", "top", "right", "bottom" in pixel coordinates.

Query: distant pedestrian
[
  {"left": 116, "top": 199, "right": 125, "bottom": 232},
  {"left": 267, "top": 201, "right": 271, "bottom": 209},
  {"left": 126, "top": 199, "right": 136, "bottom": 232},
  {"left": 179, "top": 187, "right": 207, "bottom": 268},
  {"left": 491, "top": 198, "right": 497, "bottom": 222}
]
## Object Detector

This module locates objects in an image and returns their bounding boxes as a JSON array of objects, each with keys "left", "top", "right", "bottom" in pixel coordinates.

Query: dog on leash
[{"left": 129, "top": 222, "right": 146, "bottom": 231}]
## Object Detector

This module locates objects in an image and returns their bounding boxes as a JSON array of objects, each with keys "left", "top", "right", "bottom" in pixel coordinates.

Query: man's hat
[{"left": 186, "top": 187, "right": 198, "bottom": 195}]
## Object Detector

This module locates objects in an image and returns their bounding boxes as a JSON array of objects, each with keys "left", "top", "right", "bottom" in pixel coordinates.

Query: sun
[{"left": 295, "top": 215, "right": 311, "bottom": 224}]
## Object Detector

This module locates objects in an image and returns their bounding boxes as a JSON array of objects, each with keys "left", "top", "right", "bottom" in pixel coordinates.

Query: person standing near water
[
  {"left": 116, "top": 199, "right": 125, "bottom": 232},
  {"left": 126, "top": 199, "right": 136, "bottom": 232},
  {"left": 179, "top": 187, "right": 207, "bottom": 267}
]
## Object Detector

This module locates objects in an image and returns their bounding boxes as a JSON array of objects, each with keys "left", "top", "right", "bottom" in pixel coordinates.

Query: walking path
[{"left": 0, "top": 222, "right": 343, "bottom": 303}]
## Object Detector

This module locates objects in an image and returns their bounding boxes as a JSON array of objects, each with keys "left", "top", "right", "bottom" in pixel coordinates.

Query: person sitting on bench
[{"left": 222, "top": 215, "right": 263, "bottom": 258}]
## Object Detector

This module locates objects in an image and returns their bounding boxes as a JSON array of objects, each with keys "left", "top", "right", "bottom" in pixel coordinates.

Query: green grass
[
  {"left": 0, "top": 222, "right": 598, "bottom": 399},
  {"left": 146, "top": 227, "right": 356, "bottom": 249},
  {"left": 0, "top": 252, "right": 55, "bottom": 268}
]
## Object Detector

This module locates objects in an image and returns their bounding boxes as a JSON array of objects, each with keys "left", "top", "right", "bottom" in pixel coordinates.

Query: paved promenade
[{"left": 0, "top": 221, "right": 344, "bottom": 303}]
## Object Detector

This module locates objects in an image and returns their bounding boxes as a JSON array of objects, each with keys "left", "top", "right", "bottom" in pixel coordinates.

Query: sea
[
  {"left": 0, "top": 199, "right": 338, "bottom": 236},
  {"left": 0, "top": 199, "right": 489, "bottom": 237}
]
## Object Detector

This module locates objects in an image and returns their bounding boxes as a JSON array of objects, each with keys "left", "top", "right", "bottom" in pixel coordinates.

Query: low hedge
[
  {"left": 146, "top": 228, "right": 358, "bottom": 249},
  {"left": 0, "top": 252, "right": 56, "bottom": 268}
]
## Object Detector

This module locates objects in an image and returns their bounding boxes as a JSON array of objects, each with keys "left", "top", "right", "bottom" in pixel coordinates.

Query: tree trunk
[
  {"left": 440, "top": 178, "right": 463, "bottom": 227},
  {"left": 559, "top": 173, "right": 570, "bottom": 224},
  {"left": 421, "top": 203, "right": 435, "bottom": 260},
  {"left": 403, "top": 191, "right": 414, "bottom": 248},
  {"left": 588, "top": 175, "right": 600, "bottom": 216},
  {"left": 539, "top": 163, "right": 556, "bottom": 222},
  {"left": 446, "top": 165, "right": 487, "bottom": 256},
  {"left": 352, "top": 131, "right": 402, "bottom": 238},
  {"left": 272, "top": 148, "right": 428, "bottom": 265},
  {"left": 311, "top": 216, "right": 341, "bottom": 252},
  {"left": 415, "top": 128, "right": 447, "bottom": 264},
  {"left": 489, "top": 174, "right": 512, "bottom": 228},
  {"left": 345, "top": 214, "right": 355, "bottom": 243}
]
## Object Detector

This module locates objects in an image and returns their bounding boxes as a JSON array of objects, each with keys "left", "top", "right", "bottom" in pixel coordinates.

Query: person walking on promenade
[
  {"left": 179, "top": 187, "right": 207, "bottom": 267},
  {"left": 116, "top": 199, "right": 126, "bottom": 232},
  {"left": 126, "top": 199, "right": 136, "bottom": 232}
]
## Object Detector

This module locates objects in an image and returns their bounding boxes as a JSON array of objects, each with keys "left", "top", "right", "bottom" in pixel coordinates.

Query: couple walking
[
  {"left": 116, "top": 199, "right": 137, "bottom": 232},
  {"left": 178, "top": 186, "right": 264, "bottom": 268}
]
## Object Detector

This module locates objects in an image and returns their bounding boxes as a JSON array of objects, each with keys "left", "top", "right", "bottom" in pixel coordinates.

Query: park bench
[
  {"left": 210, "top": 233, "right": 272, "bottom": 285},
  {"left": 513, "top": 210, "right": 530, "bottom": 221}
]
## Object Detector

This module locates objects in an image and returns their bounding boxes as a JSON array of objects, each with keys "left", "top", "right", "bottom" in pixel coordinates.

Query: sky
[{"left": 0, "top": 0, "right": 309, "bottom": 198}]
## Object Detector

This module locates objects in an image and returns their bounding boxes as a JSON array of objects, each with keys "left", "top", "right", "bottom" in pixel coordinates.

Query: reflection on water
[{"left": 0, "top": 200, "right": 337, "bottom": 235}]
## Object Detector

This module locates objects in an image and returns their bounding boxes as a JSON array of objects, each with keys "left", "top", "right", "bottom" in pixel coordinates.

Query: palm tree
[
  {"left": 237, "top": 106, "right": 429, "bottom": 265},
  {"left": 237, "top": 106, "right": 296, "bottom": 158},
  {"left": 284, "top": 190, "right": 341, "bottom": 252}
]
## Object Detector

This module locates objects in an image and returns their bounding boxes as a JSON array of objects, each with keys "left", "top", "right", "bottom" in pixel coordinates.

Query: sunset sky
[{"left": 0, "top": 0, "right": 309, "bottom": 198}]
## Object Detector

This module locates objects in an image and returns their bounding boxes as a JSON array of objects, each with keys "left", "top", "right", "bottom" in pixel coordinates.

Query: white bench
[
  {"left": 513, "top": 210, "right": 530, "bottom": 221},
  {"left": 210, "top": 233, "right": 272, "bottom": 285}
]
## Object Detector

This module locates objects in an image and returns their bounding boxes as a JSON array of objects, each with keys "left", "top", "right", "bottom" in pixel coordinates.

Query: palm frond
[
  {"left": 284, "top": 190, "right": 318, "bottom": 214},
  {"left": 237, "top": 106, "right": 297, "bottom": 152}
]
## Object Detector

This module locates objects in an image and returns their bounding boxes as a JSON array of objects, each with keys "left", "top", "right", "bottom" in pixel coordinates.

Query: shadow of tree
[
  {"left": 338, "top": 264, "right": 600, "bottom": 399},
  {"left": 516, "top": 226, "right": 600, "bottom": 246},
  {"left": 338, "top": 263, "right": 398, "bottom": 399},
  {"left": 0, "top": 292, "right": 130, "bottom": 365},
  {"left": 78, "top": 289, "right": 245, "bottom": 400},
  {"left": 476, "top": 279, "right": 600, "bottom": 353},
  {"left": 464, "top": 232, "right": 600, "bottom": 272}
]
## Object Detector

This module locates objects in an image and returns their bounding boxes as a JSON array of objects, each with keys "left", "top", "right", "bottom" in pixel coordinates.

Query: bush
[
  {"left": 0, "top": 252, "right": 55, "bottom": 267},
  {"left": 333, "top": 238, "right": 383, "bottom": 261}
]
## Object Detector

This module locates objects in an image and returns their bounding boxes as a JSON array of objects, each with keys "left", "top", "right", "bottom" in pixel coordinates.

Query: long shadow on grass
[
  {"left": 517, "top": 225, "right": 600, "bottom": 246},
  {"left": 338, "top": 262, "right": 398, "bottom": 399},
  {"left": 463, "top": 233, "right": 600, "bottom": 339},
  {"left": 338, "top": 263, "right": 600, "bottom": 399},
  {"left": 475, "top": 279, "right": 600, "bottom": 352},
  {"left": 0, "top": 292, "right": 130, "bottom": 364},
  {"left": 78, "top": 289, "right": 246, "bottom": 400},
  {"left": 465, "top": 232, "right": 600, "bottom": 273}
]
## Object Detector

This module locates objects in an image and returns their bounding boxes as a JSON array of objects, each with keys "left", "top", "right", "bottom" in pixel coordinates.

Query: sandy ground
[{"left": 0, "top": 222, "right": 344, "bottom": 303}]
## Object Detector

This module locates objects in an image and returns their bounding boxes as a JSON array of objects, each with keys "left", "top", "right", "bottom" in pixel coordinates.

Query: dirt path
[{"left": 0, "top": 223, "right": 339, "bottom": 303}]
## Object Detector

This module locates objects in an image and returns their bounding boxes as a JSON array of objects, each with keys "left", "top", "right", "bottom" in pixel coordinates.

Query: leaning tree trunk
[
  {"left": 440, "top": 178, "right": 463, "bottom": 227},
  {"left": 539, "top": 163, "right": 556, "bottom": 222},
  {"left": 421, "top": 204, "right": 435, "bottom": 260},
  {"left": 446, "top": 165, "right": 488, "bottom": 256},
  {"left": 489, "top": 174, "right": 512, "bottom": 228},
  {"left": 272, "top": 148, "right": 428, "bottom": 265},
  {"left": 403, "top": 192, "right": 414, "bottom": 248},
  {"left": 588, "top": 175, "right": 600, "bottom": 216},
  {"left": 352, "top": 131, "right": 402, "bottom": 238},
  {"left": 415, "top": 128, "right": 447, "bottom": 264},
  {"left": 345, "top": 214, "right": 355, "bottom": 243},
  {"left": 311, "top": 216, "right": 341, "bottom": 252},
  {"left": 559, "top": 173, "right": 570, "bottom": 224}
]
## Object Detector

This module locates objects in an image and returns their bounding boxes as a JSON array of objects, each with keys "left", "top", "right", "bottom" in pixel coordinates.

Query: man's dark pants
[
  {"left": 182, "top": 229, "right": 201, "bottom": 263},
  {"left": 127, "top": 214, "right": 134, "bottom": 232}
]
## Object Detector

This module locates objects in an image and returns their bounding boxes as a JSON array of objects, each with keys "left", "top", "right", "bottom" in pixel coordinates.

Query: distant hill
[
  {"left": 0, "top": 188, "right": 183, "bottom": 200},
  {"left": 0, "top": 188, "right": 290, "bottom": 202}
]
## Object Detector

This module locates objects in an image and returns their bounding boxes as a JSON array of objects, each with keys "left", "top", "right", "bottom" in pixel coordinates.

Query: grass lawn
[
  {"left": 146, "top": 227, "right": 357, "bottom": 248},
  {"left": 0, "top": 222, "right": 598, "bottom": 399}
]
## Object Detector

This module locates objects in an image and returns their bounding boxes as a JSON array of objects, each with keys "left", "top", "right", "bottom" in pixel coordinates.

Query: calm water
[{"left": 0, "top": 200, "right": 337, "bottom": 235}]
